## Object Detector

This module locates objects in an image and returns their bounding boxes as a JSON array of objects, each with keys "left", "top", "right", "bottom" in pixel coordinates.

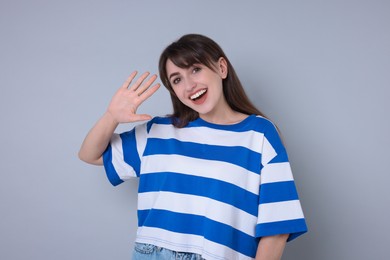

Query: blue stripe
[
  {"left": 259, "top": 181, "right": 299, "bottom": 204},
  {"left": 138, "top": 209, "right": 258, "bottom": 258},
  {"left": 150, "top": 115, "right": 273, "bottom": 135},
  {"left": 149, "top": 116, "right": 288, "bottom": 166},
  {"left": 147, "top": 117, "right": 174, "bottom": 132},
  {"left": 186, "top": 114, "right": 271, "bottom": 134},
  {"left": 256, "top": 218, "right": 307, "bottom": 241},
  {"left": 143, "top": 138, "right": 261, "bottom": 174},
  {"left": 249, "top": 116, "right": 274, "bottom": 133},
  {"left": 120, "top": 130, "right": 140, "bottom": 177},
  {"left": 262, "top": 122, "right": 286, "bottom": 156},
  {"left": 102, "top": 145, "right": 124, "bottom": 186},
  {"left": 139, "top": 172, "right": 259, "bottom": 216},
  {"left": 268, "top": 152, "right": 289, "bottom": 164},
  {"left": 187, "top": 114, "right": 258, "bottom": 131}
]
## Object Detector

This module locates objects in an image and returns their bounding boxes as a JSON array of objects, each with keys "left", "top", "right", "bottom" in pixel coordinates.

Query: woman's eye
[
  {"left": 192, "top": 67, "right": 201, "bottom": 73},
  {"left": 172, "top": 78, "right": 181, "bottom": 85}
]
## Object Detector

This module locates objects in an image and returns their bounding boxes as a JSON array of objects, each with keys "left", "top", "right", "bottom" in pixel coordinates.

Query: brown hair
[{"left": 159, "top": 34, "right": 268, "bottom": 127}]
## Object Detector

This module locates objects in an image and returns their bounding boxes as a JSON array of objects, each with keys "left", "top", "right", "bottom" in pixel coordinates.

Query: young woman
[{"left": 79, "top": 34, "right": 307, "bottom": 260}]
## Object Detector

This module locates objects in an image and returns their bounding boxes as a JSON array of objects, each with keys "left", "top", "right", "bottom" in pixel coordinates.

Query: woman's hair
[{"left": 159, "top": 34, "right": 267, "bottom": 128}]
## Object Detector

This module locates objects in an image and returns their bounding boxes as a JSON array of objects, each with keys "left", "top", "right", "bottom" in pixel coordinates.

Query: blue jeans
[{"left": 132, "top": 243, "right": 204, "bottom": 260}]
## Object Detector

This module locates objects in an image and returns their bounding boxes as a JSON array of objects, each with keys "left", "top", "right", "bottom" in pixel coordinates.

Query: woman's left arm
[{"left": 255, "top": 234, "right": 289, "bottom": 260}]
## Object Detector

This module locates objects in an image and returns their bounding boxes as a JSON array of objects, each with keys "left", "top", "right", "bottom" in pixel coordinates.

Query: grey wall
[{"left": 1, "top": 0, "right": 389, "bottom": 259}]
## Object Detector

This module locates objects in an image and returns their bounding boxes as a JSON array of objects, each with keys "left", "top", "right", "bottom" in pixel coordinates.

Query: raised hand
[
  {"left": 107, "top": 71, "right": 161, "bottom": 124},
  {"left": 78, "top": 71, "right": 160, "bottom": 165}
]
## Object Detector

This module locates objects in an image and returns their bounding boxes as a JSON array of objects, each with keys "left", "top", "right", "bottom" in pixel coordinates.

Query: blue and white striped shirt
[{"left": 103, "top": 115, "right": 307, "bottom": 259}]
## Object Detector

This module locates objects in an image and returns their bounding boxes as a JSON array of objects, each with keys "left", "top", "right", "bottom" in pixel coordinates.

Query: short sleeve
[
  {"left": 255, "top": 122, "right": 307, "bottom": 241},
  {"left": 102, "top": 123, "right": 147, "bottom": 186}
]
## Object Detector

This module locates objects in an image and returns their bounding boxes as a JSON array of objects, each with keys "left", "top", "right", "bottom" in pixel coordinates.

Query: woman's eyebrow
[{"left": 168, "top": 72, "right": 180, "bottom": 80}]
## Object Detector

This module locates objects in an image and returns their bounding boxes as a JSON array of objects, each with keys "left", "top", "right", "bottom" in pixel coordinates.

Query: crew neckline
[{"left": 190, "top": 114, "right": 257, "bottom": 130}]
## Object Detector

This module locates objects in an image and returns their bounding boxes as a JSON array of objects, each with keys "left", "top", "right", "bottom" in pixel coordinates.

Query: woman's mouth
[{"left": 190, "top": 89, "right": 207, "bottom": 101}]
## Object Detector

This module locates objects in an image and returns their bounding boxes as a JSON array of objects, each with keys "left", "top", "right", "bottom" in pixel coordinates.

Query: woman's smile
[{"left": 189, "top": 88, "right": 208, "bottom": 104}]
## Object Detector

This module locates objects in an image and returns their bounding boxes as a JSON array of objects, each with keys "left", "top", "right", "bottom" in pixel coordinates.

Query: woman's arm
[
  {"left": 78, "top": 112, "right": 118, "bottom": 165},
  {"left": 255, "top": 234, "right": 289, "bottom": 260},
  {"left": 78, "top": 71, "right": 160, "bottom": 165}
]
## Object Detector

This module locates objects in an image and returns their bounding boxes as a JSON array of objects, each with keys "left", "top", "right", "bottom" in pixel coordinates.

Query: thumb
[{"left": 131, "top": 114, "right": 152, "bottom": 122}]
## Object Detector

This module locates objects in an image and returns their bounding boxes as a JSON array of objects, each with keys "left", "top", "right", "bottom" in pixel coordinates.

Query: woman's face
[{"left": 166, "top": 57, "right": 230, "bottom": 121}]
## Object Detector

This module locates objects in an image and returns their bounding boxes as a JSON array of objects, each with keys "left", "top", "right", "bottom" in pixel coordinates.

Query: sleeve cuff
[
  {"left": 256, "top": 218, "right": 308, "bottom": 242},
  {"left": 102, "top": 144, "right": 124, "bottom": 186}
]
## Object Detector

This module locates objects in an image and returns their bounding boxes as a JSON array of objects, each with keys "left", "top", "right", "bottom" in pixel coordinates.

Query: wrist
[{"left": 104, "top": 110, "right": 120, "bottom": 126}]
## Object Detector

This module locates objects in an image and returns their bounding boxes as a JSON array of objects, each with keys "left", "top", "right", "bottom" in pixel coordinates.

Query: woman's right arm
[{"left": 78, "top": 71, "right": 160, "bottom": 165}]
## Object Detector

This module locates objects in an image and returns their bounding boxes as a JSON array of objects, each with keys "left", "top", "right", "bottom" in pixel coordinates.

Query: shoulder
[
  {"left": 246, "top": 115, "right": 279, "bottom": 134},
  {"left": 144, "top": 116, "right": 176, "bottom": 133},
  {"left": 249, "top": 115, "right": 286, "bottom": 149}
]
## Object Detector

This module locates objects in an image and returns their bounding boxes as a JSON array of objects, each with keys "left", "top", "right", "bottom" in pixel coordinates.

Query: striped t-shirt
[{"left": 103, "top": 115, "right": 307, "bottom": 259}]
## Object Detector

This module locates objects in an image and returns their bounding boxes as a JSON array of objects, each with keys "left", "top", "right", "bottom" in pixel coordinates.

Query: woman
[{"left": 79, "top": 34, "right": 307, "bottom": 260}]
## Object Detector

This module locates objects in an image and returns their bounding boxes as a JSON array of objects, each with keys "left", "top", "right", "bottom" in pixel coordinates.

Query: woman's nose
[{"left": 185, "top": 78, "right": 196, "bottom": 92}]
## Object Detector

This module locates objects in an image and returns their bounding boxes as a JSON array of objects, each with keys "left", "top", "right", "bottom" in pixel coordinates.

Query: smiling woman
[
  {"left": 159, "top": 34, "right": 271, "bottom": 128},
  {"left": 165, "top": 57, "right": 230, "bottom": 122},
  {"left": 78, "top": 34, "right": 307, "bottom": 260}
]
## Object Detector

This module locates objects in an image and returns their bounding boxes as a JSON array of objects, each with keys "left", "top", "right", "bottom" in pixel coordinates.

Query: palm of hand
[{"left": 107, "top": 71, "right": 160, "bottom": 123}]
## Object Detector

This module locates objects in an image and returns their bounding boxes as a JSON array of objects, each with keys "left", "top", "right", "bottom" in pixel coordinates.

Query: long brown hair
[{"left": 159, "top": 34, "right": 268, "bottom": 127}]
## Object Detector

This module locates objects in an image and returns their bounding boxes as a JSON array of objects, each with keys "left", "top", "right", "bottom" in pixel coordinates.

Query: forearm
[
  {"left": 255, "top": 234, "right": 288, "bottom": 260},
  {"left": 79, "top": 71, "right": 160, "bottom": 165},
  {"left": 78, "top": 112, "right": 118, "bottom": 165}
]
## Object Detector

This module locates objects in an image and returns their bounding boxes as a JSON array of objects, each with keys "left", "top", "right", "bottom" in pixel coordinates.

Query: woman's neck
[{"left": 199, "top": 109, "right": 248, "bottom": 125}]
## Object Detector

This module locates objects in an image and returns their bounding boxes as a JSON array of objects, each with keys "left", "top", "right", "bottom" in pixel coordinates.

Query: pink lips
[{"left": 190, "top": 89, "right": 208, "bottom": 105}]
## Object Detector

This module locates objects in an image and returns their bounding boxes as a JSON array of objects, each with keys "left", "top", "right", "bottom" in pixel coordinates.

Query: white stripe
[
  {"left": 149, "top": 124, "right": 264, "bottom": 153},
  {"left": 261, "top": 137, "right": 277, "bottom": 165},
  {"left": 135, "top": 123, "right": 147, "bottom": 160},
  {"left": 141, "top": 154, "right": 260, "bottom": 195},
  {"left": 257, "top": 200, "right": 304, "bottom": 224},
  {"left": 136, "top": 226, "right": 252, "bottom": 260},
  {"left": 138, "top": 191, "right": 257, "bottom": 236},
  {"left": 261, "top": 162, "right": 294, "bottom": 184},
  {"left": 110, "top": 134, "right": 135, "bottom": 179}
]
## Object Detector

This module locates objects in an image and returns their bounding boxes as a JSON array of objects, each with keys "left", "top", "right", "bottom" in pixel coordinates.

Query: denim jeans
[{"left": 132, "top": 243, "right": 205, "bottom": 260}]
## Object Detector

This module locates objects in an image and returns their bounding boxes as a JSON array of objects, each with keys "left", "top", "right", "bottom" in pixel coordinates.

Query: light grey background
[{"left": 1, "top": 0, "right": 389, "bottom": 259}]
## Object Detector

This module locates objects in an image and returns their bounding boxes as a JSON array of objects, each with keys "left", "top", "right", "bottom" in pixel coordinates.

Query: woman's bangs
[
  {"left": 169, "top": 51, "right": 199, "bottom": 68},
  {"left": 169, "top": 46, "right": 213, "bottom": 69}
]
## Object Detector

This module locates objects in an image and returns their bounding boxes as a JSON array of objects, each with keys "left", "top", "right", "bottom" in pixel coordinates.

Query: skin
[
  {"left": 166, "top": 57, "right": 247, "bottom": 125},
  {"left": 78, "top": 71, "right": 160, "bottom": 165},
  {"left": 79, "top": 63, "right": 289, "bottom": 259},
  {"left": 256, "top": 234, "right": 288, "bottom": 260}
]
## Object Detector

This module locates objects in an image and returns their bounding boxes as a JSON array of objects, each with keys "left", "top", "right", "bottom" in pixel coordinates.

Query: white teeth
[{"left": 190, "top": 89, "right": 207, "bottom": 100}]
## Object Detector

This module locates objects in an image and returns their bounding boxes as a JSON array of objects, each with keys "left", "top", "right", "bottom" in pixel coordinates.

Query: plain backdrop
[{"left": 1, "top": 0, "right": 389, "bottom": 259}]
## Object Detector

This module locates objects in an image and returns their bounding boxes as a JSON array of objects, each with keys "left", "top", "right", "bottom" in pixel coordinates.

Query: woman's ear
[{"left": 218, "top": 57, "right": 228, "bottom": 79}]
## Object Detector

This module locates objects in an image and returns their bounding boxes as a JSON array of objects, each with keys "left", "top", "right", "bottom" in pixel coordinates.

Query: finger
[
  {"left": 138, "top": 83, "right": 161, "bottom": 101},
  {"left": 128, "top": 71, "right": 150, "bottom": 91},
  {"left": 121, "top": 71, "right": 138, "bottom": 89},
  {"left": 136, "top": 74, "right": 158, "bottom": 96},
  {"left": 131, "top": 114, "right": 152, "bottom": 122}
]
